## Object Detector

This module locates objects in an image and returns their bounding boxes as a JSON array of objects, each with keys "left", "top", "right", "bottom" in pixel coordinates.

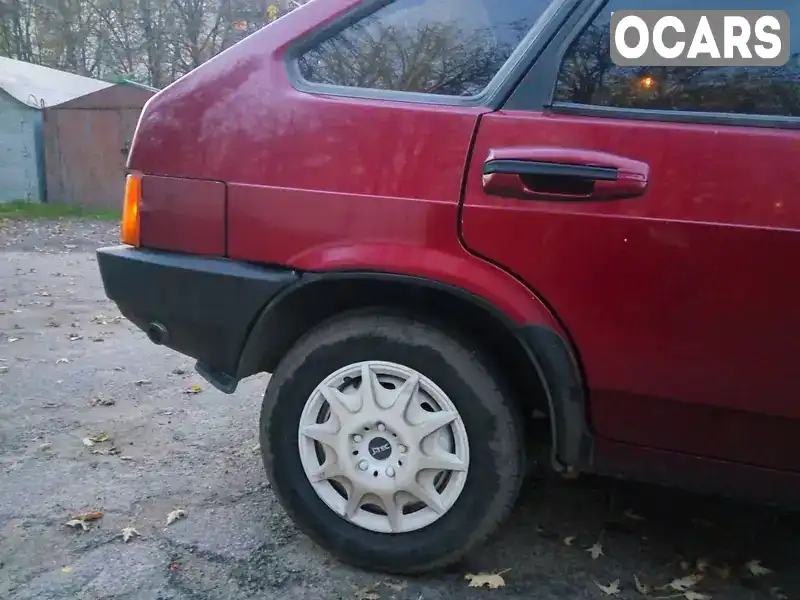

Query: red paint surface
[
  {"left": 462, "top": 110, "right": 800, "bottom": 471},
  {"left": 140, "top": 175, "right": 226, "bottom": 256}
]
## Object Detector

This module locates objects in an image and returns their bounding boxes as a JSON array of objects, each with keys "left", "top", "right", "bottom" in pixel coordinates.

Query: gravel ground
[{"left": 0, "top": 218, "right": 797, "bottom": 600}]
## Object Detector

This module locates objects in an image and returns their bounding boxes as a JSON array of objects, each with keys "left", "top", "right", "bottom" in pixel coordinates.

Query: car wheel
[{"left": 259, "top": 311, "right": 524, "bottom": 574}]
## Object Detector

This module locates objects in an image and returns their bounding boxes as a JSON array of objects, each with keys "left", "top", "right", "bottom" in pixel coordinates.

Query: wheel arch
[{"left": 237, "top": 271, "right": 592, "bottom": 471}]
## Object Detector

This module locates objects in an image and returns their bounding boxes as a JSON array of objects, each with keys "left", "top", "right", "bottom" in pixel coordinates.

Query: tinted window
[
  {"left": 298, "top": 0, "right": 556, "bottom": 97},
  {"left": 554, "top": 0, "right": 800, "bottom": 117}
]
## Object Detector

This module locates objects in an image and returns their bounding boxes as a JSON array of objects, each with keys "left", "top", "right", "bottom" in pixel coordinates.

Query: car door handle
[{"left": 482, "top": 147, "right": 650, "bottom": 202}]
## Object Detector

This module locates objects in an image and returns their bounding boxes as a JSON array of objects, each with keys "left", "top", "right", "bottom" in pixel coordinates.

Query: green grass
[{"left": 0, "top": 201, "right": 121, "bottom": 221}]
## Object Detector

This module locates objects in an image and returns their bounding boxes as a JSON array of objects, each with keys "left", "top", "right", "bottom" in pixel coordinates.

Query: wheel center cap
[{"left": 367, "top": 437, "right": 392, "bottom": 461}]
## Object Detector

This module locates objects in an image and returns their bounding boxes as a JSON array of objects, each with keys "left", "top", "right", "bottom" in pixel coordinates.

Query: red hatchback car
[{"left": 97, "top": 0, "right": 800, "bottom": 574}]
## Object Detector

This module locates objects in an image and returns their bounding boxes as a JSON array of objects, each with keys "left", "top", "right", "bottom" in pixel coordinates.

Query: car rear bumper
[{"left": 96, "top": 245, "right": 300, "bottom": 389}]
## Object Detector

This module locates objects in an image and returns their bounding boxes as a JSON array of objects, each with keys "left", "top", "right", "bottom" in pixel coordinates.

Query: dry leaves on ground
[
  {"left": 595, "top": 579, "right": 621, "bottom": 596},
  {"left": 661, "top": 574, "right": 703, "bottom": 592},
  {"left": 464, "top": 569, "right": 510, "bottom": 589},
  {"left": 634, "top": 574, "right": 653, "bottom": 596},
  {"left": 166, "top": 509, "right": 187, "bottom": 526},
  {"left": 185, "top": 384, "right": 203, "bottom": 394},
  {"left": 65, "top": 511, "right": 103, "bottom": 532},
  {"left": 744, "top": 559, "right": 772, "bottom": 577},
  {"left": 587, "top": 542, "right": 604, "bottom": 560},
  {"left": 120, "top": 527, "right": 140, "bottom": 542},
  {"left": 65, "top": 519, "right": 90, "bottom": 532}
]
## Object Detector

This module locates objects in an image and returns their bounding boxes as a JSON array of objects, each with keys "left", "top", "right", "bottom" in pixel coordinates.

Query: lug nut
[
  {"left": 398, "top": 445, "right": 408, "bottom": 454},
  {"left": 377, "top": 423, "right": 386, "bottom": 432},
  {"left": 358, "top": 460, "right": 369, "bottom": 471},
  {"left": 386, "top": 467, "right": 395, "bottom": 477},
  {"left": 353, "top": 434, "right": 363, "bottom": 443}
]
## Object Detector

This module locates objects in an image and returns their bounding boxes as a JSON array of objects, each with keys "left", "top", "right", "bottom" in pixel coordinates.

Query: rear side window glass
[
  {"left": 553, "top": 0, "right": 800, "bottom": 117},
  {"left": 298, "top": 0, "right": 557, "bottom": 97}
]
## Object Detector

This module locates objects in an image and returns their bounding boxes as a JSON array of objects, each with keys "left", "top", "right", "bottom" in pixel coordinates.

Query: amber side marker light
[{"left": 122, "top": 173, "right": 141, "bottom": 247}]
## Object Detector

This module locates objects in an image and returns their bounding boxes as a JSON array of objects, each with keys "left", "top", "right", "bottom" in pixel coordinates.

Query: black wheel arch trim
[{"left": 236, "top": 270, "right": 593, "bottom": 471}]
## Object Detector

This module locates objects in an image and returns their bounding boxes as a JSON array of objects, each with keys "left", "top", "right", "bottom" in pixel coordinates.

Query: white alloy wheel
[{"left": 297, "top": 360, "right": 470, "bottom": 534}]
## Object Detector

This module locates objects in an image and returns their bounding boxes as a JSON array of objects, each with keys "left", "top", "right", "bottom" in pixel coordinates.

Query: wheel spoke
[
  {"left": 310, "top": 459, "right": 343, "bottom": 483},
  {"left": 319, "top": 385, "right": 360, "bottom": 422},
  {"left": 388, "top": 373, "right": 419, "bottom": 423},
  {"left": 379, "top": 492, "right": 403, "bottom": 532},
  {"left": 418, "top": 451, "right": 467, "bottom": 473},
  {"left": 345, "top": 483, "right": 366, "bottom": 519},
  {"left": 301, "top": 423, "right": 339, "bottom": 449},
  {"left": 413, "top": 410, "right": 458, "bottom": 442},
  {"left": 360, "top": 363, "right": 382, "bottom": 412},
  {"left": 406, "top": 480, "right": 445, "bottom": 514}
]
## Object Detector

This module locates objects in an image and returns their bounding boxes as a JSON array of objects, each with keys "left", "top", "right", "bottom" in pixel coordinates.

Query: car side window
[
  {"left": 298, "top": 0, "right": 557, "bottom": 97},
  {"left": 553, "top": 0, "right": 800, "bottom": 117}
]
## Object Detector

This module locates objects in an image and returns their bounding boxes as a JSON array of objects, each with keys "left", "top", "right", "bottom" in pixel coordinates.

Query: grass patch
[{"left": 0, "top": 201, "right": 121, "bottom": 221}]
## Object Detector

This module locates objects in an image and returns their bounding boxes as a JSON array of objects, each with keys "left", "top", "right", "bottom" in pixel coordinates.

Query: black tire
[{"left": 259, "top": 310, "right": 524, "bottom": 574}]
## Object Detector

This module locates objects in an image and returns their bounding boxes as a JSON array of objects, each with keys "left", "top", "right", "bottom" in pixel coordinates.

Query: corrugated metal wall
[
  {"left": 44, "top": 85, "right": 154, "bottom": 210},
  {"left": 0, "top": 92, "right": 44, "bottom": 203}
]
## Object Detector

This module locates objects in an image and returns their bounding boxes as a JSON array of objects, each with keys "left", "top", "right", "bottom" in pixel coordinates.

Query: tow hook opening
[{"left": 146, "top": 321, "right": 169, "bottom": 345}]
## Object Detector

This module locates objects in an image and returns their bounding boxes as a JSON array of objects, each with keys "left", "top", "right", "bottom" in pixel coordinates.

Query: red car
[{"left": 97, "top": 0, "right": 800, "bottom": 575}]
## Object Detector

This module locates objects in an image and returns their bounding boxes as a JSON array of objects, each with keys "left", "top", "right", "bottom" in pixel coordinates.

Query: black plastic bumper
[{"left": 96, "top": 246, "right": 300, "bottom": 389}]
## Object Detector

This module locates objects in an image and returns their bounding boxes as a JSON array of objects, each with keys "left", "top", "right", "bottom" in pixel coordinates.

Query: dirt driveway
[{"left": 0, "top": 218, "right": 797, "bottom": 600}]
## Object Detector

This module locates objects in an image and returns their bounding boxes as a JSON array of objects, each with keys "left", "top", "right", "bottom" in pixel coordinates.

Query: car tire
[{"left": 259, "top": 310, "right": 525, "bottom": 574}]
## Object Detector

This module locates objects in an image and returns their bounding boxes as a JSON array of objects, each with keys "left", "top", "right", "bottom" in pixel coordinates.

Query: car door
[{"left": 461, "top": 0, "right": 800, "bottom": 471}]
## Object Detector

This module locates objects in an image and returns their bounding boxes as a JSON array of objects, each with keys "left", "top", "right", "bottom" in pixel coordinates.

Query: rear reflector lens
[{"left": 122, "top": 174, "right": 141, "bottom": 247}]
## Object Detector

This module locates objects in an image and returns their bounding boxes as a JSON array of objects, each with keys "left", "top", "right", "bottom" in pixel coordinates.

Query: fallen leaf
[
  {"left": 134, "top": 379, "right": 152, "bottom": 386},
  {"left": 185, "top": 384, "right": 203, "bottom": 394},
  {"left": 89, "top": 432, "right": 110, "bottom": 443},
  {"left": 684, "top": 592, "right": 711, "bottom": 600},
  {"left": 61, "top": 566, "right": 73, "bottom": 573},
  {"left": 595, "top": 579, "right": 621, "bottom": 596},
  {"left": 563, "top": 536, "right": 576, "bottom": 546},
  {"left": 587, "top": 542, "right": 604, "bottom": 560},
  {"left": 634, "top": 574, "right": 652, "bottom": 596},
  {"left": 119, "top": 455, "right": 135, "bottom": 461},
  {"left": 89, "top": 397, "right": 115, "bottom": 407},
  {"left": 8, "top": 337, "right": 20, "bottom": 343},
  {"left": 465, "top": 570, "right": 509, "bottom": 589},
  {"left": 744, "top": 560, "right": 772, "bottom": 577},
  {"left": 121, "top": 527, "right": 140, "bottom": 542},
  {"left": 624, "top": 509, "right": 646, "bottom": 521},
  {"left": 65, "top": 519, "right": 89, "bottom": 532},
  {"left": 39, "top": 442, "right": 52, "bottom": 451},
  {"left": 172, "top": 367, "right": 187, "bottom": 375},
  {"left": 82, "top": 438, "right": 95, "bottom": 447},
  {"left": 68, "top": 333, "right": 83, "bottom": 341},
  {"left": 166, "top": 508, "right": 186, "bottom": 526},
  {"left": 663, "top": 575, "right": 703, "bottom": 592},
  {"left": 71, "top": 511, "right": 103, "bottom": 522}
]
